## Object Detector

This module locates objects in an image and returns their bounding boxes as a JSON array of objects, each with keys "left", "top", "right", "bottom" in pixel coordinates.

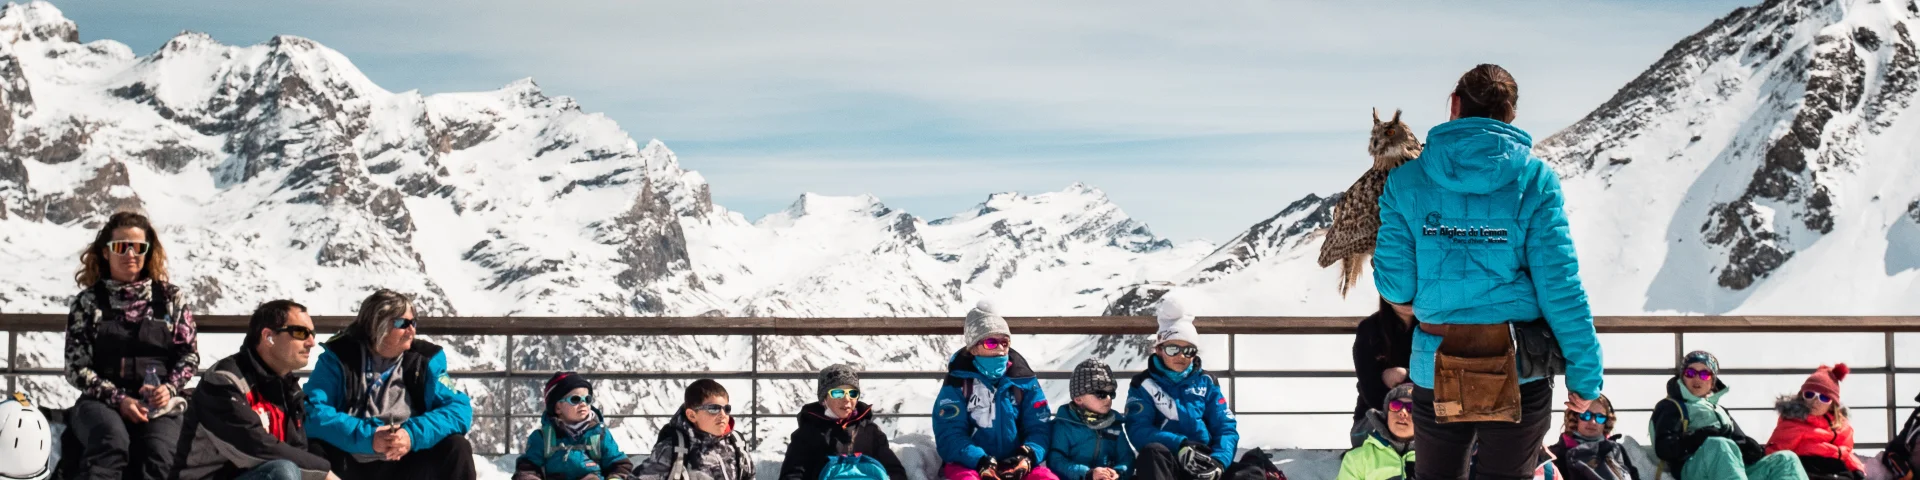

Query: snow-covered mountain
[
  {"left": 1147, "top": 0, "right": 1920, "bottom": 316},
  {"left": 0, "top": 0, "right": 1213, "bottom": 452}
]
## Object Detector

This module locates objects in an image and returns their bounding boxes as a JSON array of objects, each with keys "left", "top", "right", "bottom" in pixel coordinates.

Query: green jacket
[{"left": 1337, "top": 433, "right": 1415, "bottom": 480}]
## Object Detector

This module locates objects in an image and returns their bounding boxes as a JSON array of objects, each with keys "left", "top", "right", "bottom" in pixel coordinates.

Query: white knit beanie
[
  {"left": 964, "top": 300, "right": 1011, "bottom": 347},
  {"left": 1153, "top": 299, "right": 1200, "bottom": 348}
]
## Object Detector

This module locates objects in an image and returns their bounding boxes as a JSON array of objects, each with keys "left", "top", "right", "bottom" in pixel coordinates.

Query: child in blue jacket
[
  {"left": 1126, "top": 300, "right": 1238, "bottom": 480},
  {"left": 515, "top": 372, "right": 633, "bottom": 480},
  {"left": 1372, "top": 64, "right": 1605, "bottom": 479},
  {"left": 934, "top": 301, "right": 1057, "bottom": 480},
  {"left": 1050, "top": 359, "right": 1135, "bottom": 480}
]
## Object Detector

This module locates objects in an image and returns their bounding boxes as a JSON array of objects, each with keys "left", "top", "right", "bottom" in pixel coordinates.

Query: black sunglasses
[
  {"left": 274, "top": 325, "right": 315, "bottom": 341},
  {"left": 1092, "top": 391, "right": 1114, "bottom": 400}
]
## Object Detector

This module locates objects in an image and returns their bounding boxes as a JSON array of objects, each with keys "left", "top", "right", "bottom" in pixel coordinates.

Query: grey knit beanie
[
  {"left": 964, "top": 300, "right": 1011, "bottom": 348},
  {"left": 1071, "top": 358, "right": 1117, "bottom": 398},
  {"left": 817, "top": 364, "right": 861, "bottom": 401},
  {"left": 1384, "top": 382, "right": 1415, "bottom": 408}
]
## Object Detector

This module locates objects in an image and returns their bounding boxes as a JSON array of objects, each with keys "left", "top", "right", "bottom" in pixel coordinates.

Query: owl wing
[{"left": 1317, "top": 170, "right": 1389, "bottom": 268}]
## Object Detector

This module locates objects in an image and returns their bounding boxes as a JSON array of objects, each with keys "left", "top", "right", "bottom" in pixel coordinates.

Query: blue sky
[{"left": 44, "top": 0, "right": 1753, "bottom": 241}]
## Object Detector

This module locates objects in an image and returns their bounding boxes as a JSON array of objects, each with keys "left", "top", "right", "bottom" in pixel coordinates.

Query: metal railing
[{"left": 0, "top": 314, "right": 1914, "bottom": 455}]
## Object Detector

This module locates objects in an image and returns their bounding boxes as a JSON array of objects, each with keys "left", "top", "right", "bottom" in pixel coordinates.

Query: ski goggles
[
  {"left": 977, "top": 337, "right": 1010, "bottom": 352},
  {"left": 1577, "top": 412, "right": 1610, "bottom": 424},
  {"left": 106, "top": 240, "right": 150, "bottom": 256},
  {"left": 1387, "top": 400, "right": 1412, "bottom": 412},
  {"left": 827, "top": 388, "right": 861, "bottom": 400},
  {"left": 1803, "top": 391, "right": 1833, "bottom": 403},
  {"left": 390, "top": 317, "right": 416, "bottom": 330},
  {"left": 692, "top": 403, "right": 732, "bottom": 415},
  {"left": 1157, "top": 344, "right": 1199, "bottom": 358},
  {"left": 562, "top": 395, "right": 594, "bottom": 406},
  {"left": 1682, "top": 368, "right": 1713, "bottom": 381},
  {"left": 274, "top": 325, "right": 316, "bottom": 341}
]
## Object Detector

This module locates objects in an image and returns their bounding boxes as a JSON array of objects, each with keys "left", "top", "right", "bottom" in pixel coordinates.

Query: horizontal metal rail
[{"left": 0, "top": 314, "right": 1911, "bottom": 455}]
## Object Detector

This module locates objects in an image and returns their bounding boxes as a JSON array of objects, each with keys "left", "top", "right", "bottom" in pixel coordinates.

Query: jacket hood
[{"left": 1419, "top": 117, "right": 1534, "bottom": 194}]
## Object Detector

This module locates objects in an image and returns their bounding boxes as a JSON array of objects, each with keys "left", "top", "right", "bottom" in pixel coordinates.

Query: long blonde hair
[{"left": 75, "top": 211, "right": 169, "bottom": 287}]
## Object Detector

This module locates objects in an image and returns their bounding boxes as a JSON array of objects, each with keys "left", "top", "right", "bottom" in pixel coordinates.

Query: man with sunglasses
[
  {"left": 1547, "top": 394, "right": 1639, "bottom": 480},
  {"left": 304, "top": 290, "right": 475, "bottom": 480},
  {"left": 175, "top": 300, "right": 338, "bottom": 480},
  {"left": 1648, "top": 351, "right": 1803, "bottom": 480},
  {"left": 779, "top": 364, "right": 908, "bottom": 480},
  {"left": 933, "top": 301, "right": 1057, "bottom": 480},
  {"left": 1127, "top": 300, "right": 1238, "bottom": 480}
]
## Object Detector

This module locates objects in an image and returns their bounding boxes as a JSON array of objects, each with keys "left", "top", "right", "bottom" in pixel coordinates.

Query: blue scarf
[
  {"left": 1151, "top": 356, "right": 1193, "bottom": 384},
  {"left": 973, "top": 355, "right": 1009, "bottom": 379}
]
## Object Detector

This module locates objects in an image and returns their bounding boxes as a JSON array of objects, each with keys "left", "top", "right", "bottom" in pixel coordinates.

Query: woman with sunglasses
[
  {"left": 1127, "top": 300, "right": 1238, "bottom": 480},
  {"left": 1548, "top": 394, "right": 1639, "bottom": 480},
  {"left": 64, "top": 211, "right": 200, "bottom": 480},
  {"left": 1336, "top": 384, "right": 1417, "bottom": 480},
  {"left": 515, "top": 372, "right": 634, "bottom": 480},
  {"left": 637, "top": 379, "right": 754, "bottom": 480},
  {"left": 303, "top": 289, "right": 476, "bottom": 479},
  {"left": 1648, "top": 351, "right": 1802, "bottom": 480},
  {"left": 778, "top": 364, "right": 908, "bottom": 480},
  {"left": 1049, "top": 359, "right": 1134, "bottom": 480},
  {"left": 1767, "top": 364, "right": 1865, "bottom": 480},
  {"left": 934, "top": 301, "right": 1056, "bottom": 480}
]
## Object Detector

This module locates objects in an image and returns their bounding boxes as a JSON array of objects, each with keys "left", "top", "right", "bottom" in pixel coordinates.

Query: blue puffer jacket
[
  {"left": 303, "top": 334, "right": 473, "bottom": 455},
  {"left": 933, "top": 350, "right": 1053, "bottom": 468},
  {"left": 1048, "top": 405, "right": 1135, "bottom": 480},
  {"left": 1372, "top": 116, "right": 1603, "bottom": 400},
  {"left": 517, "top": 408, "right": 633, "bottom": 480},
  {"left": 1124, "top": 357, "right": 1238, "bottom": 467}
]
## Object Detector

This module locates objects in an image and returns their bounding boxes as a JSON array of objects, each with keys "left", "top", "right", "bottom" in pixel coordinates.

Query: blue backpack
[{"left": 820, "top": 453, "right": 889, "bottom": 480}]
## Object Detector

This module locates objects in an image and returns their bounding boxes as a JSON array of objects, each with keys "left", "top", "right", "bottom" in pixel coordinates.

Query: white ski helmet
[{"left": 0, "top": 393, "right": 49, "bottom": 480}]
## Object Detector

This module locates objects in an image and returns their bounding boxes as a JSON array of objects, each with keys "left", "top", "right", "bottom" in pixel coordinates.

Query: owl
[{"left": 1317, "top": 108, "right": 1422, "bottom": 297}]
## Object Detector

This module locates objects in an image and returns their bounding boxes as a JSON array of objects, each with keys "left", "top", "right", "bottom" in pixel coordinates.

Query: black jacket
[
  {"left": 172, "top": 349, "right": 332, "bottom": 480},
  {"left": 778, "top": 402, "right": 908, "bottom": 480},
  {"left": 1648, "top": 377, "right": 1763, "bottom": 479},
  {"left": 1351, "top": 306, "right": 1416, "bottom": 420}
]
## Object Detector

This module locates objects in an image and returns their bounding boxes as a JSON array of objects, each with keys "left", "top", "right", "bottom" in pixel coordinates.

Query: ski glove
[
  {"left": 1003, "top": 446, "right": 1037, "bottom": 480},
  {"left": 977, "top": 457, "right": 1002, "bottom": 480},
  {"left": 1178, "top": 441, "right": 1223, "bottom": 480}
]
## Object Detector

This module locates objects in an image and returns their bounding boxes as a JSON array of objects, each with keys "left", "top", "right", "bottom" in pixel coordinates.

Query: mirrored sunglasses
[
  {"left": 1157, "top": 344, "right": 1199, "bottom": 358},
  {"left": 828, "top": 388, "right": 861, "bottom": 400},
  {"left": 978, "top": 337, "right": 1010, "bottom": 351},
  {"left": 1683, "top": 368, "right": 1713, "bottom": 381},
  {"left": 1802, "top": 391, "right": 1832, "bottom": 403},
  {"left": 390, "top": 317, "right": 416, "bottom": 330},
  {"left": 1577, "top": 412, "right": 1609, "bottom": 424},
  {"left": 106, "top": 240, "right": 150, "bottom": 256},
  {"left": 1387, "top": 400, "right": 1412, "bottom": 412},
  {"left": 694, "top": 403, "right": 732, "bottom": 415}
]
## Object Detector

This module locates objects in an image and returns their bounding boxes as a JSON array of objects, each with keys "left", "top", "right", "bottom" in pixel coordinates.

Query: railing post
[
  {"left": 6, "top": 330, "right": 16, "bottom": 394},
  {"left": 1888, "top": 331, "right": 1898, "bottom": 441},
  {"left": 1228, "top": 333, "right": 1237, "bottom": 412},
  {"left": 751, "top": 333, "right": 761, "bottom": 448},
  {"left": 503, "top": 333, "right": 516, "bottom": 456}
]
